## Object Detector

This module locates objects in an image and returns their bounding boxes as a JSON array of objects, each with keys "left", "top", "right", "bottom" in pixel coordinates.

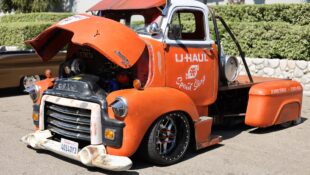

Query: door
[{"left": 164, "top": 8, "right": 218, "bottom": 106}]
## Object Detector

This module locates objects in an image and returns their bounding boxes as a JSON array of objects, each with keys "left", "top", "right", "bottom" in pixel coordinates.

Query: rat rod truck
[{"left": 21, "top": 0, "right": 303, "bottom": 171}]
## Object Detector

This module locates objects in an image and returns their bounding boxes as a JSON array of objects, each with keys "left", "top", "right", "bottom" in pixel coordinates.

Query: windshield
[{"left": 95, "top": 8, "right": 163, "bottom": 35}]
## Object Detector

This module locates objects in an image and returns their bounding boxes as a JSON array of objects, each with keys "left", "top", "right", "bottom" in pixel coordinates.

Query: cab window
[
  {"left": 168, "top": 9, "right": 206, "bottom": 41},
  {"left": 130, "top": 15, "right": 145, "bottom": 30}
]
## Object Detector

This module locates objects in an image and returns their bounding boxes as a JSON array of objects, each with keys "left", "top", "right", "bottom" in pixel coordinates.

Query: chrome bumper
[{"left": 21, "top": 130, "right": 132, "bottom": 171}]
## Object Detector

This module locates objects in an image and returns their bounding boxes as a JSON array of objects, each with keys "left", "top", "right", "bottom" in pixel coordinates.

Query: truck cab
[{"left": 21, "top": 0, "right": 303, "bottom": 171}]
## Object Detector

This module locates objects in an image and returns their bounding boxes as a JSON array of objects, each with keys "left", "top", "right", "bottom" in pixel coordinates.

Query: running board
[
  {"left": 196, "top": 135, "right": 222, "bottom": 150},
  {"left": 194, "top": 116, "right": 222, "bottom": 150}
]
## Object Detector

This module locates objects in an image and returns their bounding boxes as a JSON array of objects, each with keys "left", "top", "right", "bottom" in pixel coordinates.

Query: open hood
[
  {"left": 88, "top": 0, "right": 166, "bottom": 11},
  {"left": 26, "top": 14, "right": 146, "bottom": 68}
]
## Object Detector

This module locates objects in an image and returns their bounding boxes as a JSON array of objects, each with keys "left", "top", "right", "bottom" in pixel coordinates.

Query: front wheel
[{"left": 141, "top": 112, "right": 191, "bottom": 165}]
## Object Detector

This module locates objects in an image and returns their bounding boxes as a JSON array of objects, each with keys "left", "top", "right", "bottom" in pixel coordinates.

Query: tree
[
  {"left": 0, "top": 0, "right": 16, "bottom": 13},
  {"left": 0, "top": 0, "right": 65, "bottom": 13}
]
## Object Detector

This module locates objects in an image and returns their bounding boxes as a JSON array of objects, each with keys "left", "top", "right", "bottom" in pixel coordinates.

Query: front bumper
[{"left": 21, "top": 130, "right": 132, "bottom": 171}]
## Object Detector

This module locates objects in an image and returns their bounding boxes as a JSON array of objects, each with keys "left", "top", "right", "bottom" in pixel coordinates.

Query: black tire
[
  {"left": 279, "top": 121, "right": 293, "bottom": 128},
  {"left": 141, "top": 112, "right": 191, "bottom": 165}
]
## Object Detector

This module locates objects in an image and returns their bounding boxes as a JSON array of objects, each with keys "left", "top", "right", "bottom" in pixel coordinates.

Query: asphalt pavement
[{"left": 0, "top": 88, "right": 309, "bottom": 175}]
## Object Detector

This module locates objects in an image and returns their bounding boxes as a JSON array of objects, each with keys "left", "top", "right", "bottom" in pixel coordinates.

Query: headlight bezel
[
  {"left": 25, "top": 85, "right": 40, "bottom": 102},
  {"left": 110, "top": 96, "right": 128, "bottom": 118}
]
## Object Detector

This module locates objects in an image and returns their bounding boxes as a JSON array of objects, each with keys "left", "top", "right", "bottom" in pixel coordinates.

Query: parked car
[{"left": 0, "top": 50, "right": 65, "bottom": 91}]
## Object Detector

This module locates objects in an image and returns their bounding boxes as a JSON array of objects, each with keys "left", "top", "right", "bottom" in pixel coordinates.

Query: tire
[
  {"left": 142, "top": 112, "right": 191, "bottom": 165},
  {"left": 293, "top": 117, "right": 302, "bottom": 125},
  {"left": 279, "top": 121, "right": 293, "bottom": 128},
  {"left": 280, "top": 117, "right": 302, "bottom": 128},
  {"left": 19, "top": 75, "right": 41, "bottom": 92}
]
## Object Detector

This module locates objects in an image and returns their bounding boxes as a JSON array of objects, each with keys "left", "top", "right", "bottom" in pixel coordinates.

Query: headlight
[
  {"left": 25, "top": 85, "right": 40, "bottom": 102},
  {"left": 224, "top": 56, "right": 239, "bottom": 82},
  {"left": 110, "top": 97, "right": 128, "bottom": 118}
]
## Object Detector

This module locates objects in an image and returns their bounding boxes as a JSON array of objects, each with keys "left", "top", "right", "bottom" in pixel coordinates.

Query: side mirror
[{"left": 148, "top": 22, "right": 161, "bottom": 35}]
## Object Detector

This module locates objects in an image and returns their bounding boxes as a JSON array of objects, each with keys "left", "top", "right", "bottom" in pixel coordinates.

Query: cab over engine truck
[{"left": 21, "top": 0, "right": 303, "bottom": 171}]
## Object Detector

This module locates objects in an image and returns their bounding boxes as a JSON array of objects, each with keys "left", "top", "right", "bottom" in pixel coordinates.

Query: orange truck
[{"left": 21, "top": 0, "right": 303, "bottom": 171}]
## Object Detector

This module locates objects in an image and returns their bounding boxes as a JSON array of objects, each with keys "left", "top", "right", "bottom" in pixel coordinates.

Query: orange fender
[
  {"left": 34, "top": 78, "right": 55, "bottom": 105},
  {"left": 106, "top": 87, "right": 199, "bottom": 156},
  {"left": 245, "top": 80, "right": 303, "bottom": 128}
]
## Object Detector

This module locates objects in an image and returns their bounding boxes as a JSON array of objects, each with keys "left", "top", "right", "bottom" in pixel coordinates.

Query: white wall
[{"left": 72, "top": 0, "right": 101, "bottom": 13}]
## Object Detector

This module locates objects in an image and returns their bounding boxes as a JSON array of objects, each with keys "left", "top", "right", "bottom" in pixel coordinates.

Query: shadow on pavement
[
  {"left": 0, "top": 87, "right": 25, "bottom": 98},
  {"left": 249, "top": 117, "right": 307, "bottom": 134},
  {"left": 23, "top": 117, "right": 307, "bottom": 172},
  {"left": 212, "top": 123, "right": 253, "bottom": 140}
]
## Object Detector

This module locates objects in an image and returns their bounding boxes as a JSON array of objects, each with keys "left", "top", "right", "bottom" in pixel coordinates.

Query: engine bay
[{"left": 58, "top": 46, "right": 148, "bottom": 93}]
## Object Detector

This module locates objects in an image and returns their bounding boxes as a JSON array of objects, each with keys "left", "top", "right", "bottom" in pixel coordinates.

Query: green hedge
[
  {"left": 0, "top": 12, "right": 72, "bottom": 23},
  {"left": 215, "top": 22, "right": 310, "bottom": 60},
  {"left": 212, "top": 4, "right": 310, "bottom": 26},
  {"left": 0, "top": 13, "right": 72, "bottom": 48},
  {"left": 1, "top": 5, "right": 309, "bottom": 60},
  {"left": 0, "top": 22, "right": 52, "bottom": 47}
]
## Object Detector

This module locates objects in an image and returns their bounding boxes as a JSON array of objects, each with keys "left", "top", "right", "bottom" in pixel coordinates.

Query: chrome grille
[{"left": 44, "top": 101, "right": 91, "bottom": 142}]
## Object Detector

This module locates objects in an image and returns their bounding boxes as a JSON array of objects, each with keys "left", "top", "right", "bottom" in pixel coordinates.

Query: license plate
[{"left": 60, "top": 138, "right": 79, "bottom": 156}]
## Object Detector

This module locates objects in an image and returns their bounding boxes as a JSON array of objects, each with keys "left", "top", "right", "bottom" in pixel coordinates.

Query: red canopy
[{"left": 88, "top": 0, "right": 166, "bottom": 11}]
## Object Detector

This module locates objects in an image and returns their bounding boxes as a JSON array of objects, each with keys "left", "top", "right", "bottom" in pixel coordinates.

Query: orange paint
[
  {"left": 246, "top": 80, "right": 303, "bottom": 127},
  {"left": 34, "top": 77, "right": 55, "bottom": 105},
  {"left": 106, "top": 87, "right": 199, "bottom": 156},
  {"left": 26, "top": 15, "right": 146, "bottom": 69},
  {"left": 25, "top": 1, "right": 303, "bottom": 161}
]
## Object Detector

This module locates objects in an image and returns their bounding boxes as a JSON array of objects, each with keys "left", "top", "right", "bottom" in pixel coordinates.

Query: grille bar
[
  {"left": 44, "top": 101, "right": 91, "bottom": 142},
  {"left": 47, "top": 125, "right": 90, "bottom": 141},
  {"left": 48, "top": 104, "right": 90, "bottom": 117},
  {"left": 47, "top": 118, "right": 90, "bottom": 134},
  {"left": 46, "top": 110, "right": 90, "bottom": 125}
]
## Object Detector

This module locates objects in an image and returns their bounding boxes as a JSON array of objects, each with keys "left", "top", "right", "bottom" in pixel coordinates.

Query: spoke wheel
[
  {"left": 156, "top": 116, "right": 177, "bottom": 155},
  {"left": 141, "top": 112, "right": 191, "bottom": 165}
]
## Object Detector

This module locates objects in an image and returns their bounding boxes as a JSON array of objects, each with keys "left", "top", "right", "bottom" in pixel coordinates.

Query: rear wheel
[
  {"left": 279, "top": 121, "right": 293, "bottom": 128},
  {"left": 280, "top": 117, "right": 302, "bottom": 128},
  {"left": 142, "top": 112, "right": 191, "bottom": 165}
]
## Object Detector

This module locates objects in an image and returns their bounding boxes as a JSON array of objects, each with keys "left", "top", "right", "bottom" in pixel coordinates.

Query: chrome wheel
[
  {"left": 141, "top": 112, "right": 191, "bottom": 165},
  {"left": 156, "top": 116, "right": 177, "bottom": 155}
]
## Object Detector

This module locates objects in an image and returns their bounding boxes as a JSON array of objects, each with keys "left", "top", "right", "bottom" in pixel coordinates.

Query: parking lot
[{"left": 0, "top": 88, "right": 309, "bottom": 175}]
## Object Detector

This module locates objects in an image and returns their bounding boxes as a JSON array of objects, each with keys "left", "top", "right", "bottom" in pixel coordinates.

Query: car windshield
[{"left": 95, "top": 8, "right": 163, "bottom": 35}]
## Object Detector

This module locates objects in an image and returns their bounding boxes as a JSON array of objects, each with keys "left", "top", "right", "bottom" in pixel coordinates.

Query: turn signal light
[
  {"left": 133, "top": 79, "right": 142, "bottom": 90},
  {"left": 32, "top": 112, "right": 39, "bottom": 121},
  {"left": 104, "top": 129, "right": 115, "bottom": 141}
]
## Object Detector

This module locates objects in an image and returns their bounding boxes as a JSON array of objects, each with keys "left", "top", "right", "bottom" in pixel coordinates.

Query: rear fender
[
  {"left": 273, "top": 100, "right": 301, "bottom": 125},
  {"left": 245, "top": 80, "right": 303, "bottom": 128},
  {"left": 106, "top": 87, "right": 199, "bottom": 156}
]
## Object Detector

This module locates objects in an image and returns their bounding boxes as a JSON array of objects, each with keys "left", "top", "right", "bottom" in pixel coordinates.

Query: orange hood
[{"left": 26, "top": 14, "right": 146, "bottom": 68}]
